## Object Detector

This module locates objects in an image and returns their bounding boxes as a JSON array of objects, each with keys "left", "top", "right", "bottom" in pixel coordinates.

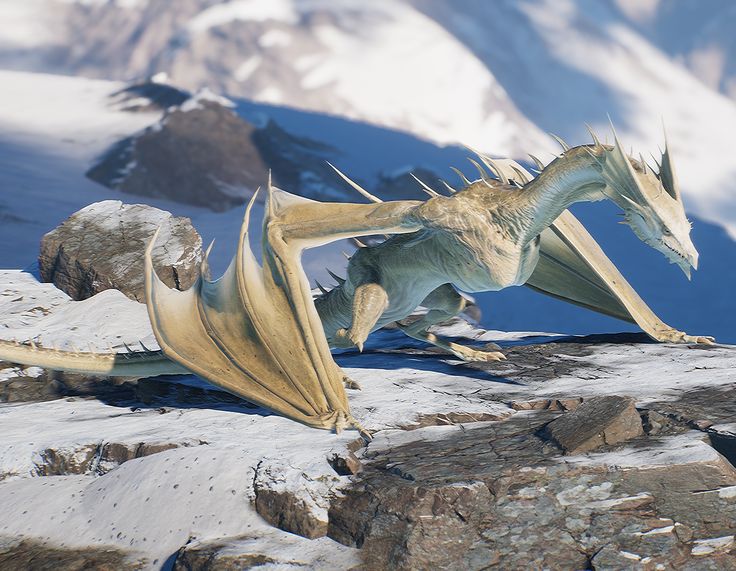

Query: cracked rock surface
[
  {"left": 39, "top": 200, "right": 202, "bottom": 302},
  {"left": 1, "top": 285, "right": 736, "bottom": 569}
]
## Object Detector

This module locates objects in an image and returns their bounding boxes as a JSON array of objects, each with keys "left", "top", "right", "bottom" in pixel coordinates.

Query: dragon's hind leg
[{"left": 398, "top": 284, "right": 505, "bottom": 362}]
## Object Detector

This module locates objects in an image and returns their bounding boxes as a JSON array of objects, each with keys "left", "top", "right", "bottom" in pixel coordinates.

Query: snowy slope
[
  {"left": 0, "top": 69, "right": 734, "bottom": 342},
  {"left": 615, "top": 0, "right": 736, "bottom": 100},
  {"left": 1, "top": 0, "right": 735, "bottom": 238},
  {"left": 0, "top": 70, "right": 349, "bottom": 284}
]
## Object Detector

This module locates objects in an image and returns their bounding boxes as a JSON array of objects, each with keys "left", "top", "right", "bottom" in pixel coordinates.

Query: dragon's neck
[{"left": 517, "top": 149, "right": 606, "bottom": 243}]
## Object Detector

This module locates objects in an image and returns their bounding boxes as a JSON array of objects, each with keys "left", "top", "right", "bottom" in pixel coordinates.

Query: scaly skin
[
  {"left": 0, "top": 138, "right": 713, "bottom": 380},
  {"left": 316, "top": 143, "right": 714, "bottom": 359}
]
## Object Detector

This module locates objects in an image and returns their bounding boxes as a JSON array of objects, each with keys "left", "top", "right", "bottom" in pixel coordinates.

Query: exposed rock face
[
  {"left": 0, "top": 536, "right": 147, "bottom": 570},
  {"left": 88, "top": 94, "right": 267, "bottom": 211},
  {"left": 2, "top": 296, "right": 736, "bottom": 570},
  {"left": 39, "top": 200, "right": 202, "bottom": 301},
  {"left": 172, "top": 529, "right": 359, "bottom": 571},
  {"left": 542, "top": 395, "right": 644, "bottom": 454},
  {"left": 109, "top": 79, "right": 190, "bottom": 113},
  {"left": 252, "top": 460, "right": 342, "bottom": 539},
  {"left": 329, "top": 414, "right": 736, "bottom": 570}
]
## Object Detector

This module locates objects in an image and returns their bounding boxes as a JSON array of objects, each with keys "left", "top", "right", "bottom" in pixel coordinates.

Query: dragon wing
[
  {"left": 145, "top": 181, "right": 422, "bottom": 432},
  {"left": 526, "top": 209, "right": 684, "bottom": 341}
]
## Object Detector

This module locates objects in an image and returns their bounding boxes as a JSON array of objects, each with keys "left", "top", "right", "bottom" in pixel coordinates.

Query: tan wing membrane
[
  {"left": 145, "top": 181, "right": 422, "bottom": 432},
  {"left": 526, "top": 210, "right": 683, "bottom": 341}
]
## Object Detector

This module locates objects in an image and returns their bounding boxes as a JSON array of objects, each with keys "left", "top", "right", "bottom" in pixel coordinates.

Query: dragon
[{"left": 0, "top": 127, "right": 714, "bottom": 433}]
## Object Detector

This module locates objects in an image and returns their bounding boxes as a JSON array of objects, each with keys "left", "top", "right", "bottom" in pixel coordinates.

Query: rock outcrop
[
  {"left": 1, "top": 286, "right": 735, "bottom": 570},
  {"left": 542, "top": 395, "right": 644, "bottom": 454},
  {"left": 39, "top": 200, "right": 202, "bottom": 301},
  {"left": 88, "top": 92, "right": 267, "bottom": 211},
  {"left": 0, "top": 537, "right": 148, "bottom": 571}
]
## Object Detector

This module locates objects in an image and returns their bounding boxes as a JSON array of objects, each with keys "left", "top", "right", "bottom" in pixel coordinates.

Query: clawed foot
[
  {"left": 450, "top": 345, "right": 506, "bottom": 362},
  {"left": 332, "top": 328, "right": 365, "bottom": 351},
  {"left": 657, "top": 329, "right": 716, "bottom": 345},
  {"left": 684, "top": 335, "right": 716, "bottom": 345},
  {"left": 343, "top": 375, "right": 362, "bottom": 390}
]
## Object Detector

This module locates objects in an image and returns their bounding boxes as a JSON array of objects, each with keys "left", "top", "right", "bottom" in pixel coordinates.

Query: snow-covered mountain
[
  {"left": 0, "top": 1, "right": 734, "bottom": 342},
  {"left": 1, "top": 0, "right": 735, "bottom": 237}
]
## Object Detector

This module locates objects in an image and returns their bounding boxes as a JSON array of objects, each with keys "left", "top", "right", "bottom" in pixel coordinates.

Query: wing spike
[
  {"left": 326, "top": 268, "right": 346, "bottom": 286},
  {"left": 528, "top": 154, "right": 545, "bottom": 171},
  {"left": 29, "top": 340, "right": 37, "bottom": 350},
  {"left": 450, "top": 166, "right": 471, "bottom": 186},
  {"left": 326, "top": 161, "right": 383, "bottom": 203},
  {"left": 342, "top": 251, "right": 351, "bottom": 260},
  {"left": 315, "top": 280, "right": 329, "bottom": 295},
  {"left": 201, "top": 238, "right": 216, "bottom": 280},
  {"left": 409, "top": 173, "right": 441, "bottom": 198},
  {"left": 550, "top": 133, "right": 570, "bottom": 152},
  {"left": 139, "top": 340, "right": 152, "bottom": 352},
  {"left": 123, "top": 342, "right": 134, "bottom": 354},
  {"left": 352, "top": 238, "right": 367, "bottom": 248}
]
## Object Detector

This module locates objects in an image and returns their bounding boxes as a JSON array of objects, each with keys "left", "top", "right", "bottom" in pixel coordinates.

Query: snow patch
[{"left": 187, "top": 0, "right": 298, "bottom": 34}]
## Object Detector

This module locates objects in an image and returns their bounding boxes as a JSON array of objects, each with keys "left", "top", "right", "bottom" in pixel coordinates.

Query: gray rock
[
  {"left": 328, "top": 412, "right": 736, "bottom": 570},
  {"left": 30, "top": 438, "right": 201, "bottom": 478},
  {"left": 88, "top": 97, "right": 267, "bottom": 211},
  {"left": 0, "top": 535, "right": 147, "bottom": 570},
  {"left": 39, "top": 200, "right": 202, "bottom": 301},
  {"left": 252, "top": 460, "right": 342, "bottom": 539},
  {"left": 542, "top": 395, "right": 644, "bottom": 454},
  {"left": 172, "top": 530, "right": 359, "bottom": 570},
  {"left": 109, "top": 80, "right": 190, "bottom": 113}
]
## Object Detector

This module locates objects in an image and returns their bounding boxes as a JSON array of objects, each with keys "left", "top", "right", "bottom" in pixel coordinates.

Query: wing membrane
[{"left": 145, "top": 184, "right": 422, "bottom": 431}]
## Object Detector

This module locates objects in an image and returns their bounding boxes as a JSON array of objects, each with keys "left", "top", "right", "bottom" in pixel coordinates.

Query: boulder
[
  {"left": 39, "top": 200, "right": 202, "bottom": 302},
  {"left": 541, "top": 395, "right": 644, "bottom": 454}
]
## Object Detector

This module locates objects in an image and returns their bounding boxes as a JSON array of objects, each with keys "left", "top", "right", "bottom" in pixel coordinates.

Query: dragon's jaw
[{"left": 624, "top": 209, "right": 698, "bottom": 279}]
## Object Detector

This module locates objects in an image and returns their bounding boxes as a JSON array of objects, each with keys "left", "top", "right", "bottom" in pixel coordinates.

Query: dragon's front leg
[{"left": 398, "top": 284, "right": 506, "bottom": 362}]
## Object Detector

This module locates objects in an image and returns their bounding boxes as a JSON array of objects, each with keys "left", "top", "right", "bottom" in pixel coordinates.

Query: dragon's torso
[{"left": 315, "top": 184, "right": 542, "bottom": 342}]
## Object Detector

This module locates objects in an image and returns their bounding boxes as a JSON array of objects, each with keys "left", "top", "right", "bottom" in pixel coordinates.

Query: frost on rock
[
  {"left": 39, "top": 200, "right": 202, "bottom": 302},
  {"left": 0, "top": 288, "right": 736, "bottom": 567}
]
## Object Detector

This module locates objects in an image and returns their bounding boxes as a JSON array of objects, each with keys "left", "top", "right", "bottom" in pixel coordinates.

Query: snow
[
  {"left": 0, "top": 270, "right": 157, "bottom": 351},
  {"left": 186, "top": 0, "right": 298, "bottom": 34},
  {"left": 0, "top": 69, "right": 348, "bottom": 286},
  {"left": 178, "top": 87, "right": 235, "bottom": 112},
  {"left": 691, "top": 535, "right": 735, "bottom": 556},
  {"left": 0, "top": 263, "right": 735, "bottom": 564}
]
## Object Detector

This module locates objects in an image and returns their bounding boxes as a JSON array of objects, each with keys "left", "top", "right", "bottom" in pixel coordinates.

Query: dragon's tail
[{"left": 0, "top": 338, "right": 187, "bottom": 377}]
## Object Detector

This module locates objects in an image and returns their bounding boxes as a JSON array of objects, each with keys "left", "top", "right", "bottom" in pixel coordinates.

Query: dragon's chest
[{"left": 443, "top": 235, "right": 541, "bottom": 292}]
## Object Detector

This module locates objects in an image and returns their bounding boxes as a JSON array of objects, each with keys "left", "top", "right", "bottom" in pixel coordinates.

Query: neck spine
[{"left": 519, "top": 149, "right": 606, "bottom": 243}]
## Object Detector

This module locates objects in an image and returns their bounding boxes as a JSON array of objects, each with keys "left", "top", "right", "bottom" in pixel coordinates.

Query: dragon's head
[{"left": 590, "top": 128, "right": 698, "bottom": 279}]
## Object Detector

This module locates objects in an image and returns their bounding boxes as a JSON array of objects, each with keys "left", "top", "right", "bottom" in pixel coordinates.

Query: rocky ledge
[{"left": 0, "top": 272, "right": 735, "bottom": 569}]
